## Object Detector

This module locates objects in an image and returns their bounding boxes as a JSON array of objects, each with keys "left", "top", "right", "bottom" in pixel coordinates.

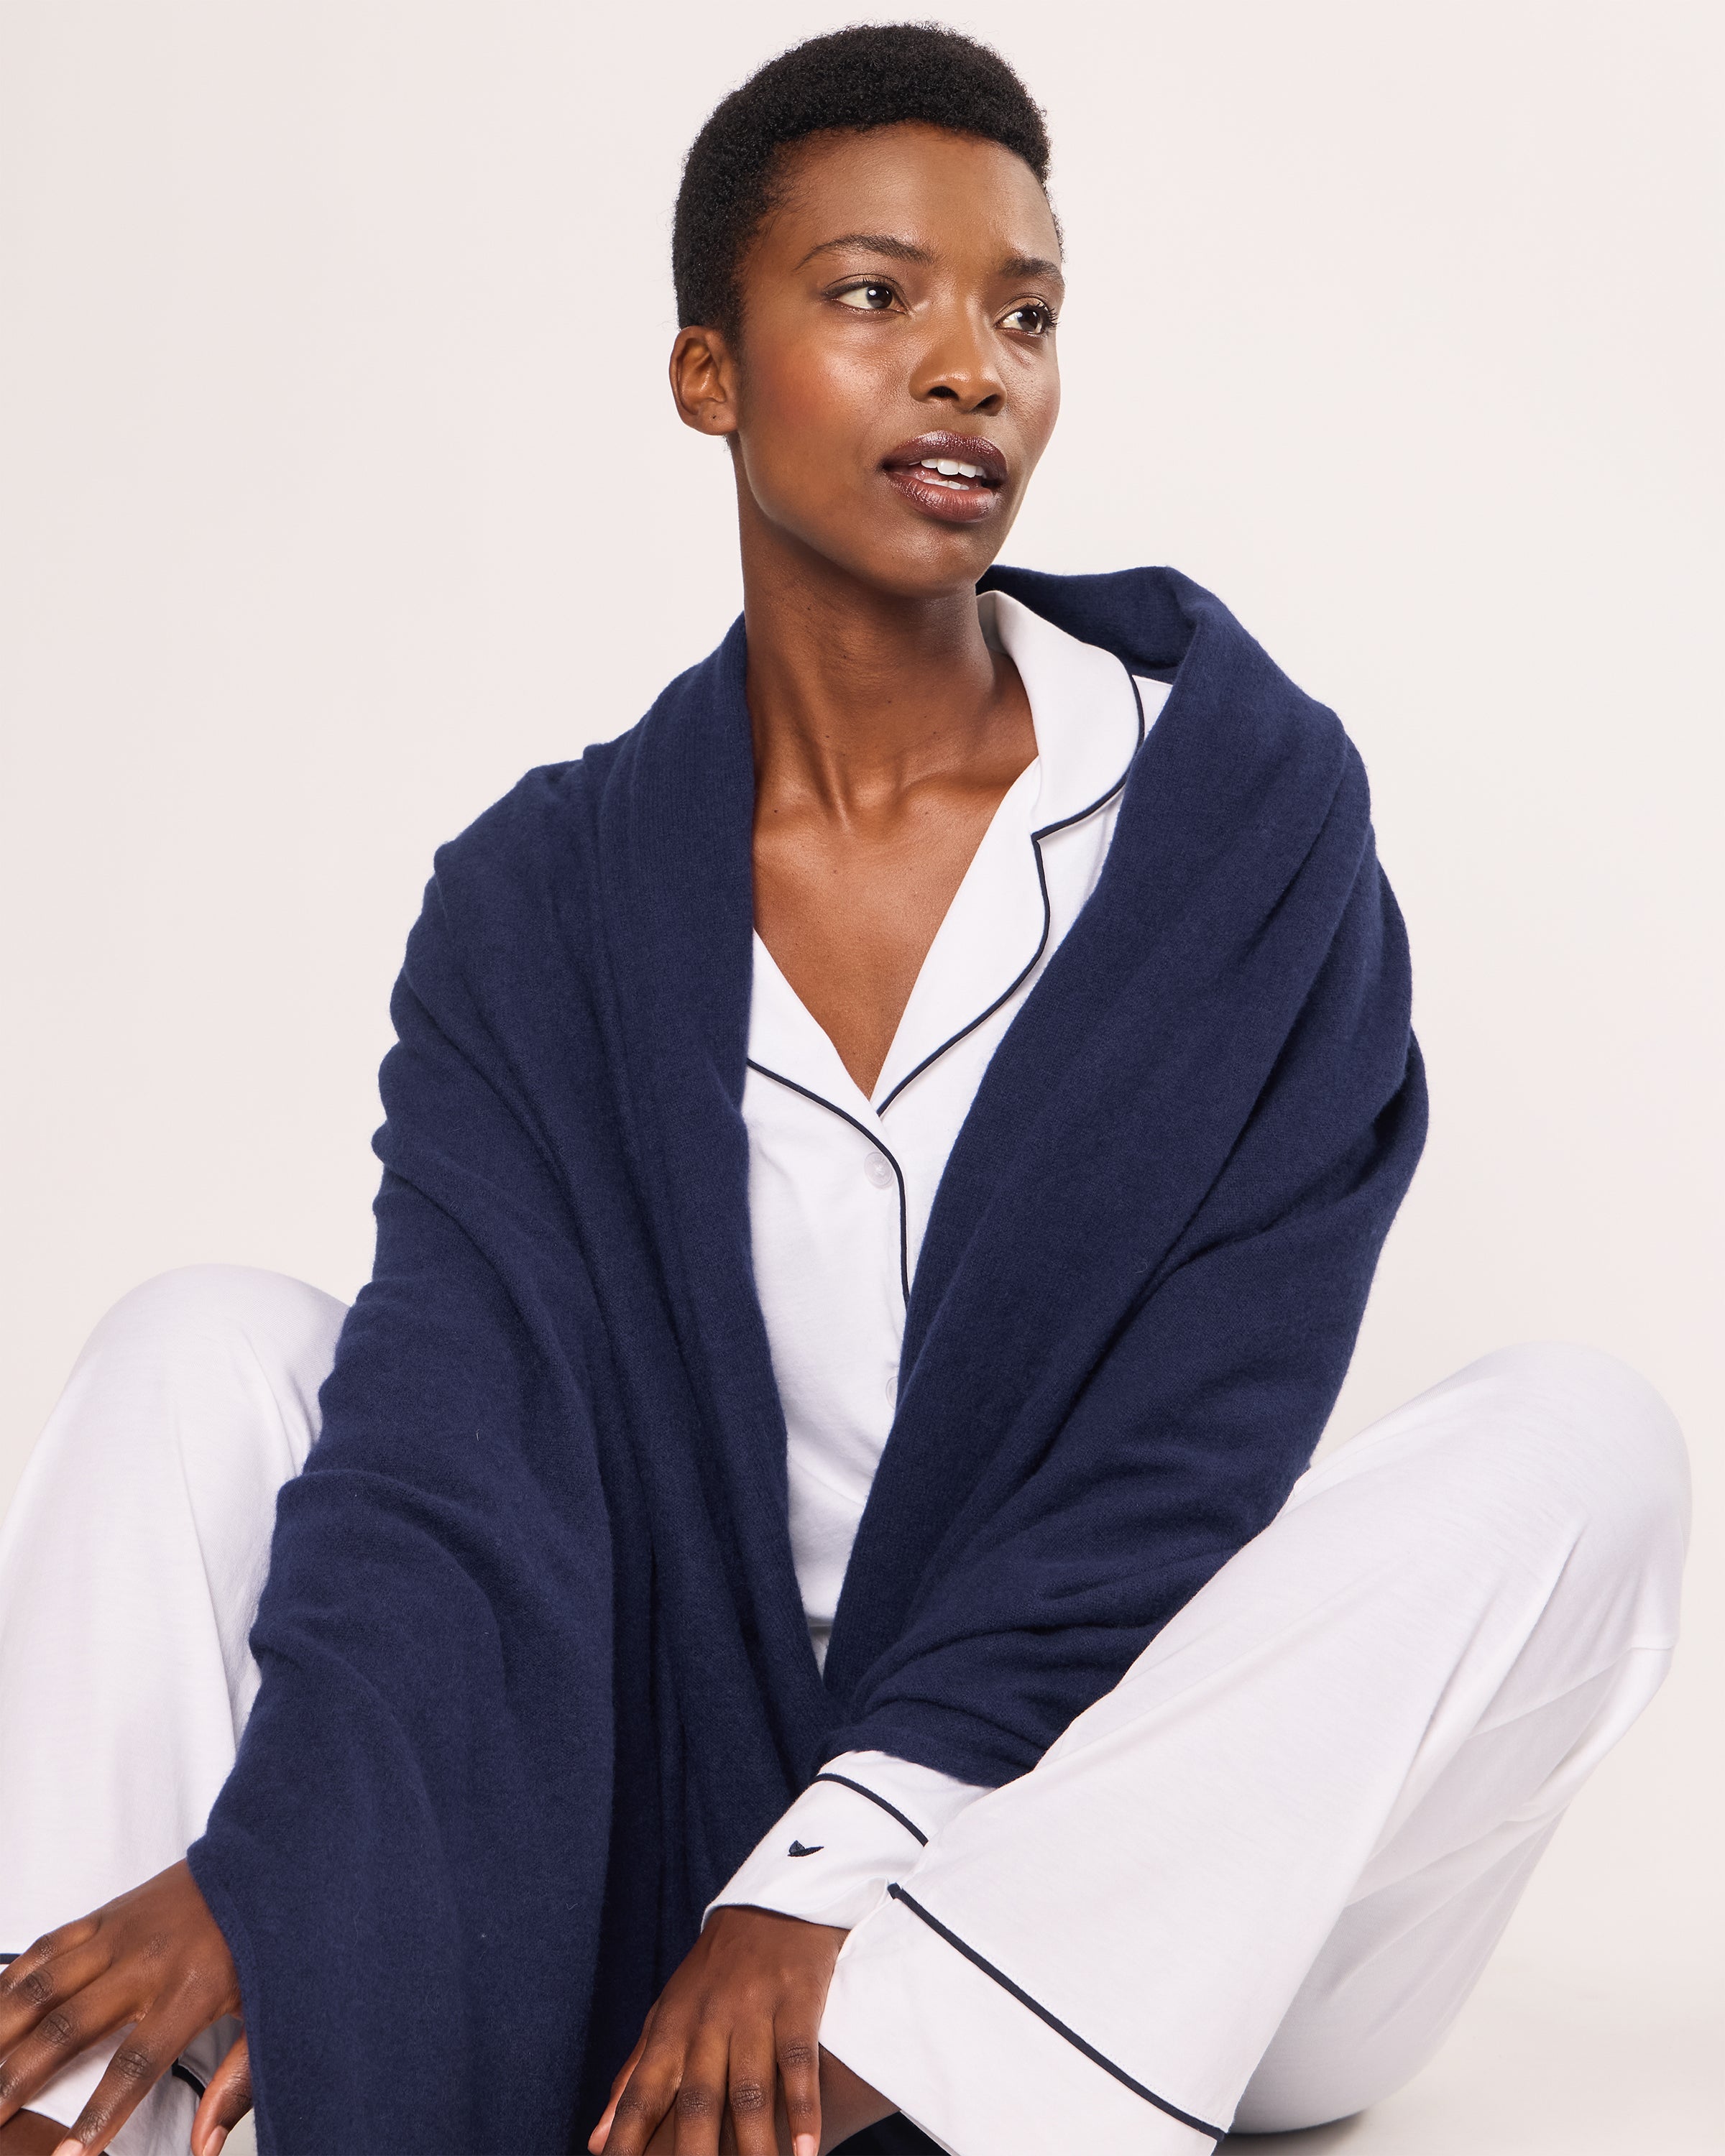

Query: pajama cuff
[
  {"left": 706, "top": 1751, "right": 985, "bottom": 1932},
  {"left": 819, "top": 1883, "right": 1225, "bottom": 2156}
]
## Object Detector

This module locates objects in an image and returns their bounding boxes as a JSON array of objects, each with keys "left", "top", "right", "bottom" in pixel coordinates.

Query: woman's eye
[
  {"left": 834, "top": 282, "right": 898, "bottom": 312},
  {"left": 1003, "top": 301, "right": 1057, "bottom": 336}
]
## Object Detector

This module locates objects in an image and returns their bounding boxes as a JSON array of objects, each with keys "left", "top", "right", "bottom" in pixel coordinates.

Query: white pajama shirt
[
  {"left": 0, "top": 596, "right": 1689, "bottom": 2154},
  {"left": 726, "top": 589, "right": 1168, "bottom": 1934}
]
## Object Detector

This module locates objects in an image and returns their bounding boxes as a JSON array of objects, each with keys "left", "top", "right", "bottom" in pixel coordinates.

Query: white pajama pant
[{"left": 0, "top": 1269, "right": 1689, "bottom": 2155}]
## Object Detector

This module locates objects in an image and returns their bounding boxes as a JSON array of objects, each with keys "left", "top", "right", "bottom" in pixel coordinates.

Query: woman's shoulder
[
  {"left": 436, "top": 626, "right": 743, "bottom": 890},
  {"left": 993, "top": 561, "right": 1358, "bottom": 799},
  {"left": 991, "top": 562, "right": 1343, "bottom": 714},
  {"left": 436, "top": 721, "right": 646, "bottom": 879},
  {"left": 397, "top": 738, "right": 635, "bottom": 980}
]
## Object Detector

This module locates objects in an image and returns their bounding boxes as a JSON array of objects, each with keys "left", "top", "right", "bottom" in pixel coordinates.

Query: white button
[
  {"left": 884, "top": 1370, "right": 898, "bottom": 1401},
  {"left": 863, "top": 1151, "right": 894, "bottom": 1189}
]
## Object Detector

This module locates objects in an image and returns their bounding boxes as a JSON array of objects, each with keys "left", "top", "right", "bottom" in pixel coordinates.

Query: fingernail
[
  {"left": 208, "top": 2132, "right": 229, "bottom": 2156},
  {"left": 794, "top": 2137, "right": 818, "bottom": 2156},
  {"left": 50, "top": 2142, "right": 84, "bottom": 2156}
]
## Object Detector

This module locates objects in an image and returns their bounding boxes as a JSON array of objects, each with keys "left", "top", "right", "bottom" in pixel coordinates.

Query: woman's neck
[
  {"left": 740, "top": 516, "right": 1017, "bottom": 815},
  {"left": 738, "top": 494, "right": 1036, "bottom": 1095}
]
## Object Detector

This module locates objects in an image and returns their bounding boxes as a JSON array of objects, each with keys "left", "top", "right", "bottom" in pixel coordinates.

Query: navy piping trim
[
  {"left": 885, "top": 1884, "right": 1225, "bottom": 2143},
  {"left": 745, "top": 1061, "right": 911, "bottom": 1307},
  {"left": 746, "top": 666, "right": 1149, "bottom": 1291},
  {"left": 873, "top": 662, "right": 1147, "bottom": 1116},
  {"left": 0, "top": 1953, "right": 17, "bottom": 1965},
  {"left": 810, "top": 1772, "right": 929, "bottom": 1846}
]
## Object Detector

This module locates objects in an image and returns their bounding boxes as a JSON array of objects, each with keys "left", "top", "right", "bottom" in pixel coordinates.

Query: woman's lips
[{"left": 881, "top": 432, "right": 1008, "bottom": 526}]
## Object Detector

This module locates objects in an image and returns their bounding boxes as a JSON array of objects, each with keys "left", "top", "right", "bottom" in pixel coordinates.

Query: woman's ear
[{"left": 669, "top": 325, "right": 740, "bottom": 439}]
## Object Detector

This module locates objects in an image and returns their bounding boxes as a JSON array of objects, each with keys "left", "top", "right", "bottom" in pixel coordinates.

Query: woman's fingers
[
  {"left": 0, "top": 1924, "right": 106, "bottom": 2066},
  {"left": 589, "top": 2025, "right": 652, "bottom": 2151},
  {"left": 725, "top": 2027, "right": 781, "bottom": 2156},
  {"left": 773, "top": 2019, "right": 822, "bottom": 2156},
  {"left": 0, "top": 1931, "right": 116, "bottom": 2131},
  {"left": 596, "top": 1914, "right": 847, "bottom": 2156},
  {"left": 1, "top": 1865, "right": 242, "bottom": 2154},
  {"left": 190, "top": 2032, "right": 252, "bottom": 2156},
  {"left": 602, "top": 2022, "right": 787, "bottom": 2156},
  {"left": 0, "top": 1972, "right": 134, "bottom": 2127},
  {"left": 605, "top": 2037, "right": 686, "bottom": 2156},
  {"left": 48, "top": 1992, "right": 208, "bottom": 2156},
  {"left": 668, "top": 2024, "right": 730, "bottom": 2156}
]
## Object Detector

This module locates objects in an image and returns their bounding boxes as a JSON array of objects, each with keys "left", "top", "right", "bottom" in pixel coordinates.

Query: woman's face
[{"left": 674, "top": 123, "right": 1064, "bottom": 602}]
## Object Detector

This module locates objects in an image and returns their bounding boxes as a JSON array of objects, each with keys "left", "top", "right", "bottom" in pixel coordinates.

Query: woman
[{"left": 0, "top": 25, "right": 1688, "bottom": 2156}]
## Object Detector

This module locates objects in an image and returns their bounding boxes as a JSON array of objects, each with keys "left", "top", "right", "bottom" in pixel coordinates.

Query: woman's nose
[{"left": 910, "top": 310, "right": 1006, "bottom": 414}]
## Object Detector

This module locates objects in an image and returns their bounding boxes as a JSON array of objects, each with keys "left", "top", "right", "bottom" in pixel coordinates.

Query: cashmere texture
[{"left": 187, "top": 566, "right": 1426, "bottom": 2155}]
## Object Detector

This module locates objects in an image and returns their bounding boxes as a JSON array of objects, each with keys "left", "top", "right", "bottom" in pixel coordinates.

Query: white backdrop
[{"left": 2, "top": 5, "right": 1720, "bottom": 2150}]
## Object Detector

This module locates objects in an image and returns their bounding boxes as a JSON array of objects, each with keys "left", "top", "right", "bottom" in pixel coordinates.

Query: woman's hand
[
  {"left": 591, "top": 1907, "right": 848, "bottom": 2156},
  {"left": 0, "top": 1861, "right": 252, "bottom": 2156}
]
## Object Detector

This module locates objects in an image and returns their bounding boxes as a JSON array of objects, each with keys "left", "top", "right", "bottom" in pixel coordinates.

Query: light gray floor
[
  {"left": 1224, "top": 1672, "right": 1721, "bottom": 2153},
  {"left": 1225, "top": 1955, "right": 1721, "bottom": 2152}
]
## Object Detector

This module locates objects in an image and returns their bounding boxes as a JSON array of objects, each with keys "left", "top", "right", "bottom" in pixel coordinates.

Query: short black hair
[{"left": 673, "top": 23, "right": 1052, "bottom": 336}]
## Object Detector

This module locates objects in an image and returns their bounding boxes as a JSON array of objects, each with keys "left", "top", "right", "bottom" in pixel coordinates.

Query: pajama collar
[{"left": 748, "top": 589, "right": 1148, "bottom": 1121}]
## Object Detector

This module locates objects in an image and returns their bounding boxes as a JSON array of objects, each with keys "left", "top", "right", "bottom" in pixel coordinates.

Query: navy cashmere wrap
[{"left": 187, "top": 566, "right": 1426, "bottom": 2155}]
